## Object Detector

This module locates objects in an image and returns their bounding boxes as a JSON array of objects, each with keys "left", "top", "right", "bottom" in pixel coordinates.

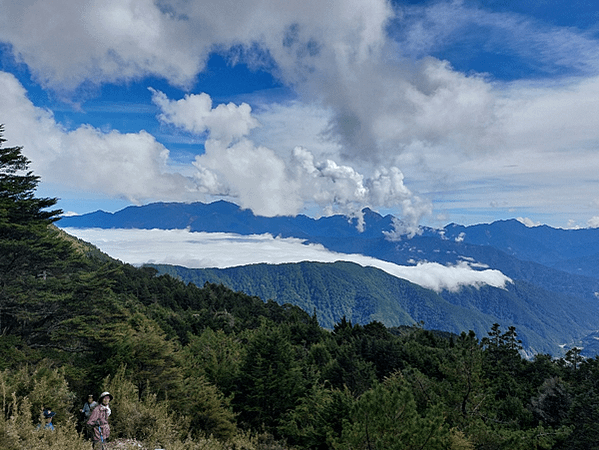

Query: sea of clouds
[{"left": 63, "top": 227, "right": 512, "bottom": 293}]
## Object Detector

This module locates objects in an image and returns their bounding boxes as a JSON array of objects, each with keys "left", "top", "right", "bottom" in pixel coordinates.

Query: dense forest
[
  {"left": 149, "top": 261, "right": 593, "bottom": 357},
  {"left": 1, "top": 124, "right": 599, "bottom": 450}
]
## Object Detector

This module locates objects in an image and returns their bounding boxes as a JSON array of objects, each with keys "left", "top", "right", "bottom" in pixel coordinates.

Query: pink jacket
[{"left": 87, "top": 404, "right": 111, "bottom": 441}]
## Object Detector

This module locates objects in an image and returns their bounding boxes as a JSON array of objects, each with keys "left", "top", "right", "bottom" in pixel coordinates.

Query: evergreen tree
[
  {"left": 0, "top": 124, "right": 62, "bottom": 276},
  {"left": 233, "top": 320, "right": 306, "bottom": 434},
  {"left": 335, "top": 372, "right": 450, "bottom": 450},
  {"left": 105, "top": 313, "right": 181, "bottom": 399},
  {"left": 280, "top": 384, "right": 354, "bottom": 450},
  {"left": 439, "top": 330, "right": 485, "bottom": 426},
  {"left": 179, "top": 328, "right": 244, "bottom": 395},
  {"left": 0, "top": 125, "right": 74, "bottom": 337},
  {"left": 564, "top": 347, "right": 583, "bottom": 371}
]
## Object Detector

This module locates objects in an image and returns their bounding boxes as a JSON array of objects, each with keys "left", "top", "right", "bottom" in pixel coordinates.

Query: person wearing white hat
[{"left": 87, "top": 391, "right": 113, "bottom": 449}]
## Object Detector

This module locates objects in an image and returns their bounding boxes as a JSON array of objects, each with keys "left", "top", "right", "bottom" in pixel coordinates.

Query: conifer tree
[
  {"left": 336, "top": 372, "right": 450, "bottom": 449},
  {"left": 234, "top": 320, "right": 306, "bottom": 434},
  {"left": 0, "top": 124, "right": 66, "bottom": 335}
]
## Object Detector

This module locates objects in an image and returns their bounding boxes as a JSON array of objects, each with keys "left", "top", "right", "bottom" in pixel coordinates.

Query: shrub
[
  {"left": 102, "top": 365, "right": 186, "bottom": 448},
  {"left": 1, "top": 393, "right": 88, "bottom": 450},
  {"left": 0, "top": 361, "right": 76, "bottom": 426}
]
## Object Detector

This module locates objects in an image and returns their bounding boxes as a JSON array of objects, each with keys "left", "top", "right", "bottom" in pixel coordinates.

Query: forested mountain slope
[
  {"left": 151, "top": 261, "right": 595, "bottom": 356},
  {"left": 60, "top": 200, "right": 599, "bottom": 352}
]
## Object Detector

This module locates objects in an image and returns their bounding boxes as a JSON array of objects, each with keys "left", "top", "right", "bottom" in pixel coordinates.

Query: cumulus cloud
[
  {"left": 150, "top": 88, "right": 260, "bottom": 143},
  {"left": 0, "top": 68, "right": 430, "bottom": 231},
  {"left": 2, "top": 0, "right": 599, "bottom": 227},
  {"left": 150, "top": 88, "right": 430, "bottom": 232},
  {"left": 588, "top": 217, "right": 599, "bottom": 228},
  {"left": 0, "top": 0, "right": 499, "bottom": 163},
  {"left": 0, "top": 0, "right": 203, "bottom": 91},
  {"left": 0, "top": 0, "right": 392, "bottom": 91},
  {"left": 61, "top": 227, "right": 512, "bottom": 293},
  {"left": 195, "top": 138, "right": 302, "bottom": 217},
  {"left": 0, "top": 71, "right": 194, "bottom": 203}
]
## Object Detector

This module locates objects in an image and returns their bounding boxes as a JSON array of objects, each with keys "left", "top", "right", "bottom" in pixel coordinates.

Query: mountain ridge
[
  {"left": 149, "top": 260, "right": 594, "bottom": 356},
  {"left": 59, "top": 200, "right": 599, "bottom": 356}
]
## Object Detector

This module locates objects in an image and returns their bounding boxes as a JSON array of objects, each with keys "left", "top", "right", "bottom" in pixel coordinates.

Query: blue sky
[{"left": 2, "top": 0, "right": 599, "bottom": 231}]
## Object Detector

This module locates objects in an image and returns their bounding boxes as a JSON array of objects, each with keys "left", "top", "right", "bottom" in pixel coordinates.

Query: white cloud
[
  {"left": 0, "top": 69, "right": 431, "bottom": 228},
  {"left": 394, "top": 0, "right": 599, "bottom": 75},
  {"left": 150, "top": 88, "right": 260, "bottom": 143},
  {"left": 2, "top": 0, "right": 599, "bottom": 227},
  {"left": 0, "top": 0, "right": 203, "bottom": 91},
  {"left": 0, "top": 0, "right": 500, "bottom": 164},
  {"left": 588, "top": 217, "right": 599, "bottom": 228},
  {"left": 151, "top": 89, "right": 431, "bottom": 230},
  {"left": 60, "top": 227, "right": 512, "bottom": 293},
  {"left": 516, "top": 217, "right": 542, "bottom": 228},
  {"left": 0, "top": 71, "right": 195, "bottom": 203},
  {"left": 0, "top": 0, "right": 392, "bottom": 91},
  {"left": 194, "top": 138, "right": 302, "bottom": 217}
]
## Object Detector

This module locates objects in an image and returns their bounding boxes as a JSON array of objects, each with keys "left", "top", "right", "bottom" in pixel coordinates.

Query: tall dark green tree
[
  {"left": 564, "top": 347, "right": 583, "bottom": 371},
  {"left": 334, "top": 372, "right": 450, "bottom": 450},
  {"left": 233, "top": 320, "right": 307, "bottom": 434},
  {"left": 0, "top": 124, "right": 71, "bottom": 336}
]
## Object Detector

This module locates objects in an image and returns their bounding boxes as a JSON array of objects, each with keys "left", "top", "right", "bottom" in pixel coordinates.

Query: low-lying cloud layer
[{"left": 62, "top": 227, "right": 512, "bottom": 293}]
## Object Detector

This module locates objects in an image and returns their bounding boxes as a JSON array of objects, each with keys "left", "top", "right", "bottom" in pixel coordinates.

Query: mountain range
[{"left": 59, "top": 201, "right": 599, "bottom": 357}]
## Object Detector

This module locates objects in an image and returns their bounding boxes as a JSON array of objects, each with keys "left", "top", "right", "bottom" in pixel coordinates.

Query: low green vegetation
[
  {"left": 1, "top": 125, "right": 598, "bottom": 449},
  {"left": 152, "top": 261, "right": 592, "bottom": 356}
]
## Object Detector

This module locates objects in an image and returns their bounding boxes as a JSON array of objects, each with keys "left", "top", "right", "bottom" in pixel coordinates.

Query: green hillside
[{"left": 151, "top": 261, "right": 590, "bottom": 356}]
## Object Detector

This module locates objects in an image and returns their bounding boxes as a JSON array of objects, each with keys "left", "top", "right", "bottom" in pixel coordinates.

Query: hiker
[
  {"left": 81, "top": 394, "right": 98, "bottom": 419},
  {"left": 38, "top": 407, "right": 55, "bottom": 431},
  {"left": 87, "top": 391, "right": 112, "bottom": 449},
  {"left": 80, "top": 394, "right": 97, "bottom": 438}
]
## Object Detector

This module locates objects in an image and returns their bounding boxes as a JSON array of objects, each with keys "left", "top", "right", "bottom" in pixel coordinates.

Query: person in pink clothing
[{"left": 87, "top": 391, "right": 113, "bottom": 449}]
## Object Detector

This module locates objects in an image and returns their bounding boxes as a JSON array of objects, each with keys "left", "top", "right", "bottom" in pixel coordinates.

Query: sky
[{"left": 2, "top": 0, "right": 599, "bottom": 231}]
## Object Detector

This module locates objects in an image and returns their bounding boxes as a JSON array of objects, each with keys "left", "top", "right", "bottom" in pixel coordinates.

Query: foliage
[
  {"left": 0, "top": 125, "right": 79, "bottom": 338},
  {"left": 1, "top": 125, "right": 597, "bottom": 449},
  {"left": 150, "top": 261, "right": 591, "bottom": 356},
  {"left": 233, "top": 320, "right": 307, "bottom": 435},
  {"left": 101, "top": 365, "right": 187, "bottom": 447},
  {"left": 280, "top": 384, "right": 353, "bottom": 449},
  {"left": 334, "top": 372, "right": 450, "bottom": 450},
  {"left": 179, "top": 328, "right": 244, "bottom": 394}
]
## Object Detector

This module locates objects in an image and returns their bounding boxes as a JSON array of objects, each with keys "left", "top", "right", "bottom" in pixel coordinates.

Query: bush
[
  {"left": 0, "top": 361, "right": 76, "bottom": 427},
  {"left": 102, "top": 365, "right": 186, "bottom": 447},
  {"left": 0, "top": 393, "right": 88, "bottom": 450},
  {"left": 0, "top": 353, "right": 289, "bottom": 450}
]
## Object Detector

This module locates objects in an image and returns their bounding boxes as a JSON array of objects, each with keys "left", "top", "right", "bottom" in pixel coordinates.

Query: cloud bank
[{"left": 61, "top": 227, "right": 512, "bottom": 293}]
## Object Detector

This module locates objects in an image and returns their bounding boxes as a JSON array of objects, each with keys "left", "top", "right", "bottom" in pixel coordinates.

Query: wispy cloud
[
  {"left": 393, "top": 0, "right": 599, "bottom": 76},
  {"left": 61, "top": 227, "right": 511, "bottom": 293}
]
